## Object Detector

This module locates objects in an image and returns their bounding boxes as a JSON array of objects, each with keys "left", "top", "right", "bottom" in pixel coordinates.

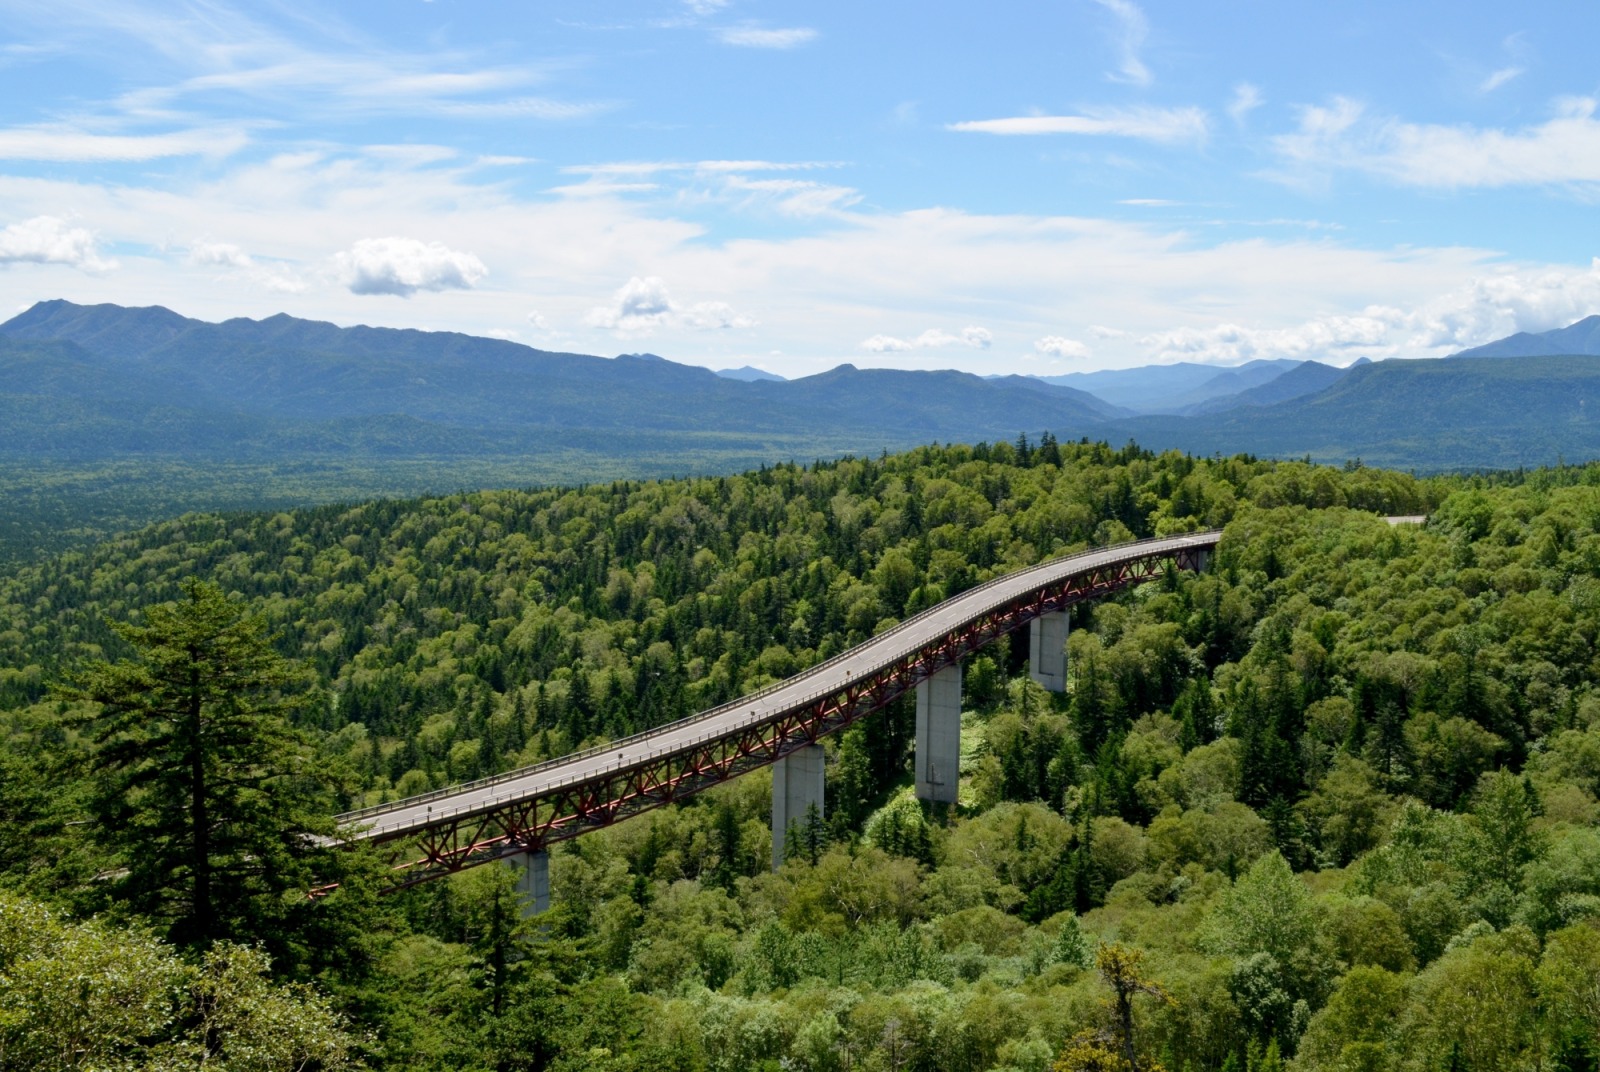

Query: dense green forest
[{"left": 3, "top": 439, "right": 1600, "bottom": 1071}]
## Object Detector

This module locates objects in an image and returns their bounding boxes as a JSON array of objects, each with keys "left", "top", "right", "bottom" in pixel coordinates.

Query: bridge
[{"left": 333, "top": 529, "right": 1229, "bottom": 910}]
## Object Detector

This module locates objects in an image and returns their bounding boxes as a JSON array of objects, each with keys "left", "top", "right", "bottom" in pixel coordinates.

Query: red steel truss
[{"left": 339, "top": 540, "right": 1213, "bottom": 891}]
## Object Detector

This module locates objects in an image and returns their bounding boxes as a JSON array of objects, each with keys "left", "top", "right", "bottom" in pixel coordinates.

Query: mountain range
[{"left": 4, "top": 299, "right": 1600, "bottom": 558}]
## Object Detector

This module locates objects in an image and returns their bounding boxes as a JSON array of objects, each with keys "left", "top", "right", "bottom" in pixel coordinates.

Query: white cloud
[
  {"left": 716, "top": 26, "right": 818, "bottom": 49},
  {"left": 188, "top": 241, "right": 253, "bottom": 268},
  {"left": 861, "top": 334, "right": 914, "bottom": 353},
  {"left": 1404, "top": 260, "right": 1600, "bottom": 349},
  {"left": 585, "top": 276, "right": 755, "bottom": 333},
  {"left": 0, "top": 215, "right": 116, "bottom": 272},
  {"left": 333, "top": 237, "right": 487, "bottom": 297},
  {"left": 527, "top": 310, "right": 549, "bottom": 330},
  {"left": 1034, "top": 336, "right": 1092, "bottom": 359},
  {"left": 1089, "top": 325, "right": 1131, "bottom": 339},
  {"left": 684, "top": 0, "right": 730, "bottom": 13},
  {"left": 1272, "top": 95, "right": 1600, "bottom": 188},
  {"left": 1479, "top": 66, "right": 1523, "bottom": 93},
  {"left": 1141, "top": 307, "right": 1404, "bottom": 364},
  {"left": 1229, "top": 83, "right": 1263, "bottom": 124},
  {"left": 861, "top": 326, "right": 993, "bottom": 352},
  {"left": 949, "top": 106, "right": 1208, "bottom": 144},
  {"left": 1, "top": 138, "right": 1584, "bottom": 378},
  {"left": 1089, "top": 0, "right": 1152, "bottom": 86}
]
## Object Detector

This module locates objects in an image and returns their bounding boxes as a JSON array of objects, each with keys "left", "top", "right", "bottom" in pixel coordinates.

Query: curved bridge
[{"left": 336, "top": 530, "right": 1220, "bottom": 890}]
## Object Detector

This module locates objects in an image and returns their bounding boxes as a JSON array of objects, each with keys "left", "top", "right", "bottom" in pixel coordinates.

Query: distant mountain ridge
[
  {"left": 1033, "top": 358, "right": 1302, "bottom": 413},
  {"left": 0, "top": 300, "right": 1118, "bottom": 460},
  {"left": 1450, "top": 315, "right": 1600, "bottom": 359},
  {"left": 8, "top": 300, "right": 1600, "bottom": 482}
]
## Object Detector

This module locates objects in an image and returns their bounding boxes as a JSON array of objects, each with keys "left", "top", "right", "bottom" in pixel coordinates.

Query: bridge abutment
[
  {"left": 504, "top": 849, "right": 550, "bottom": 918},
  {"left": 915, "top": 663, "right": 962, "bottom": 804},
  {"left": 1028, "top": 610, "right": 1069, "bottom": 693},
  {"left": 771, "top": 743, "right": 826, "bottom": 869}
]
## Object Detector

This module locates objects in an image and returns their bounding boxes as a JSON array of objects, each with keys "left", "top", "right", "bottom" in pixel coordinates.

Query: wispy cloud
[
  {"left": 1089, "top": 0, "right": 1152, "bottom": 86},
  {"left": 1228, "top": 83, "right": 1263, "bottom": 124},
  {"left": 0, "top": 125, "right": 249, "bottom": 161},
  {"left": 949, "top": 106, "right": 1208, "bottom": 144},
  {"left": 716, "top": 26, "right": 818, "bottom": 49},
  {"left": 1479, "top": 66, "right": 1523, "bottom": 93},
  {"left": 1273, "top": 95, "right": 1600, "bottom": 188}
]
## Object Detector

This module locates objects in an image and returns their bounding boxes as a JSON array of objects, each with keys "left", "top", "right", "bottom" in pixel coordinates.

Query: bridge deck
[{"left": 337, "top": 529, "right": 1221, "bottom": 845}]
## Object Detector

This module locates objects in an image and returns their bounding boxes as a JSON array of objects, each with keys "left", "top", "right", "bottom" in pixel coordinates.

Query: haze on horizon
[{"left": 0, "top": 0, "right": 1598, "bottom": 377}]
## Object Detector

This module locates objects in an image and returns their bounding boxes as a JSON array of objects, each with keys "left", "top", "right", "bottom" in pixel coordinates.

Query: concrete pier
[
  {"left": 504, "top": 849, "right": 550, "bottom": 917},
  {"left": 1028, "top": 610, "right": 1069, "bottom": 693},
  {"left": 915, "top": 663, "right": 962, "bottom": 804},
  {"left": 771, "top": 743, "right": 826, "bottom": 869}
]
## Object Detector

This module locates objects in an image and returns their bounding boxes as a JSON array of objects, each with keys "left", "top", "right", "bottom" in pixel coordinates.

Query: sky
[{"left": 2, "top": 1, "right": 1599, "bottom": 377}]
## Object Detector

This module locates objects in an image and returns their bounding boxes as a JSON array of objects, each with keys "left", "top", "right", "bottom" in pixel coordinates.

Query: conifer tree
[{"left": 61, "top": 580, "right": 329, "bottom": 950}]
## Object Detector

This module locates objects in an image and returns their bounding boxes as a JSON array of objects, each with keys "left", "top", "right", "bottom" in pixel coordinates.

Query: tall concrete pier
[
  {"left": 915, "top": 663, "right": 962, "bottom": 804},
  {"left": 771, "top": 743, "right": 826, "bottom": 869},
  {"left": 504, "top": 849, "right": 549, "bottom": 917},
  {"left": 1028, "top": 610, "right": 1069, "bottom": 693}
]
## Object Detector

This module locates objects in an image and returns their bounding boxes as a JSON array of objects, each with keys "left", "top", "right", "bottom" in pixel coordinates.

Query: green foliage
[
  {"left": 9, "top": 444, "right": 1600, "bottom": 1071},
  {"left": 0, "top": 890, "right": 353, "bottom": 1071}
]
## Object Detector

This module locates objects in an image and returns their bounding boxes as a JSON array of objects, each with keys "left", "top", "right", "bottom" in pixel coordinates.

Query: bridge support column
[
  {"left": 503, "top": 849, "right": 549, "bottom": 918},
  {"left": 772, "top": 744, "right": 825, "bottom": 870},
  {"left": 1028, "top": 611, "right": 1069, "bottom": 693},
  {"left": 916, "top": 663, "right": 962, "bottom": 804}
]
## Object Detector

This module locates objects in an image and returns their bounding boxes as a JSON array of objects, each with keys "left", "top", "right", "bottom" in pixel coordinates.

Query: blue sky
[{"left": 2, "top": 0, "right": 1599, "bottom": 375}]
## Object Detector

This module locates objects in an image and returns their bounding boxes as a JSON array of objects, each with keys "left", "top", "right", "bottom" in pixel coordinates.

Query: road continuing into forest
[{"left": 332, "top": 528, "right": 1246, "bottom": 886}]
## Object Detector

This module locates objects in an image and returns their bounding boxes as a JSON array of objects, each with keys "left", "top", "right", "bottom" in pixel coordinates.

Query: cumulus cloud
[
  {"left": 1034, "top": 336, "right": 1092, "bottom": 359},
  {"left": 1141, "top": 307, "right": 1404, "bottom": 364},
  {"left": 860, "top": 326, "right": 993, "bottom": 353},
  {"left": 716, "top": 26, "right": 818, "bottom": 48},
  {"left": 1090, "top": 0, "right": 1152, "bottom": 86},
  {"left": 188, "top": 240, "right": 253, "bottom": 268},
  {"left": 0, "top": 215, "right": 115, "bottom": 272},
  {"left": 949, "top": 106, "right": 1208, "bottom": 144},
  {"left": 1136, "top": 260, "right": 1600, "bottom": 363},
  {"left": 1272, "top": 96, "right": 1600, "bottom": 188},
  {"left": 334, "top": 237, "right": 487, "bottom": 297},
  {"left": 585, "top": 276, "right": 755, "bottom": 333},
  {"left": 1405, "top": 260, "right": 1600, "bottom": 349},
  {"left": 527, "top": 310, "right": 549, "bottom": 330}
]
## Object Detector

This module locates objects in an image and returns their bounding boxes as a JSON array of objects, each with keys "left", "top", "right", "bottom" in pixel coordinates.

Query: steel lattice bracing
[{"left": 333, "top": 531, "right": 1221, "bottom": 889}]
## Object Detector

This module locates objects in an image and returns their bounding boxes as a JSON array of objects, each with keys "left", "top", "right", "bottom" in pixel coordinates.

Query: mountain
[
  {"left": 1184, "top": 360, "right": 1348, "bottom": 416},
  {"left": 715, "top": 365, "right": 787, "bottom": 382},
  {"left": 1036, "top": 358, "right": 1300, "bottom": 413},
  {"left": 0, "top": 300, "right": 1117, "bottom": 460},
  {"left": 1451, "top": 315, "right": 1600, "bottom": 359}
]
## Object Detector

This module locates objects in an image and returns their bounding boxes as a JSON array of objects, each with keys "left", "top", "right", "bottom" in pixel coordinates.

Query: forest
[{"left": 2, "top": 437, "right": 1599, "bottom": 1072}]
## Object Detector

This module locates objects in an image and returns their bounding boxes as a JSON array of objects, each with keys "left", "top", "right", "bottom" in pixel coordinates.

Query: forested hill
[{"left": 7, "top": 442, "right": 1600, "bottom": 1070}]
